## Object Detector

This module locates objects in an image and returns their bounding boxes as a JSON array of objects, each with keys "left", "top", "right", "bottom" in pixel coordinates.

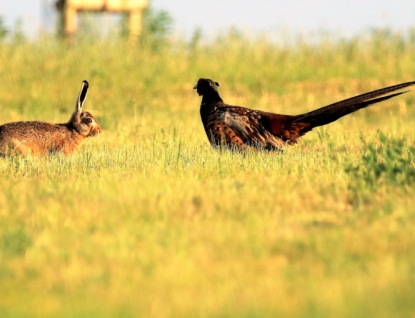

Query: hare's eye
[{"left": 86, "top": 118, "right": 93, "bottom": 124}]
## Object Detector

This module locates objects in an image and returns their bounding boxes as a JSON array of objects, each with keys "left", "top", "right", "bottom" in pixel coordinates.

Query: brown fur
[{"left": 0, "top": 81, "right": 101, "bottom": 156}]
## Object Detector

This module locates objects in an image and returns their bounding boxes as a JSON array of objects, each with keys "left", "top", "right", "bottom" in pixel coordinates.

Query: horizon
[{"left": 2, "top": 0, "right": 415, "bottom": 40}]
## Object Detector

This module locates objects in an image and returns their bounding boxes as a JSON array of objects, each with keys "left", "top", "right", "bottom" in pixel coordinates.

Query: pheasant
[{"left": 193, "top": 78, "right": 415, "bottom": 151}]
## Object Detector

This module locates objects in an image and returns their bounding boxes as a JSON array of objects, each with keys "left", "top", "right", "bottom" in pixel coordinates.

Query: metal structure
[{"left": 56, "top": 0, "right": 148, "bottom": 42}]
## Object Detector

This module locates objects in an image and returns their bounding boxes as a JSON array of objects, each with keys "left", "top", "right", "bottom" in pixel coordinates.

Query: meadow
[{"left": 1, "top": 28, "right": 415, "bottom": 317}]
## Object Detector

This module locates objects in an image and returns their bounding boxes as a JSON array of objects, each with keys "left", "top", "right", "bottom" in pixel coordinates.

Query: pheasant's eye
[{"left": 86, "top": 118, "right": 93, "bottom": 124}]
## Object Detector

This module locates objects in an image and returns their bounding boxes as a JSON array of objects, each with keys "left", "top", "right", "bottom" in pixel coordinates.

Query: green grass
[{"left": 1, "top": 30, "right": 415, "bottom": 317}]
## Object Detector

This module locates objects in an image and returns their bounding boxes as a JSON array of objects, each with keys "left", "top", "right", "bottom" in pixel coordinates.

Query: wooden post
[
  {"left": 65, "top": 4, "right": 77, "bottom": 36},
  {"left": 55, "top": 0, "right": 148, "bottom": 42},
  {"left": 129, "top": 9, "right": 142, "bottom": 43}
]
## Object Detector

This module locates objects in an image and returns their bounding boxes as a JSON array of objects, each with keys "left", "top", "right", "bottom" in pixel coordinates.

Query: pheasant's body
[
  {"left": 194, "top": 78, "right": 415, "bottom": 151},
  {"left": 201, "top": 102, "right": 299, "bottom": 150}
]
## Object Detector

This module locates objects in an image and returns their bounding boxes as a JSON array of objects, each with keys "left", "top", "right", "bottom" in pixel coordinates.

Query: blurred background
[
  {"left": 2, "top": 0, "right": 415, "bottom": 40},
  {"left": 1, "top": 0, "right": 415, "bottom": 146}
]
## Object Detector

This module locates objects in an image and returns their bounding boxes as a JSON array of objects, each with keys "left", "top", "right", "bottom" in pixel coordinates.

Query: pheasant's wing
[
  {"left": 220, "top": 106, "right": 332, "bottom": 146},
  {"left": 204, "top": 105, "right": 251, "bottom": 148},
  {"left": 213, "top": 105, "right": 294, "bottom": 148}
]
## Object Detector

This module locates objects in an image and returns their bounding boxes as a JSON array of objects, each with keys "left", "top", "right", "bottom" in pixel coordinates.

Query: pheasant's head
[{"left": 193, "top": 78, "right": 220, "bottom": 96}]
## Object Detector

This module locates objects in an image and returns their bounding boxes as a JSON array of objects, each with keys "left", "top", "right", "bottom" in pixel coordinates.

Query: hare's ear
[{"left": 76, "top": 80, "right": 89, "bottom": 112}]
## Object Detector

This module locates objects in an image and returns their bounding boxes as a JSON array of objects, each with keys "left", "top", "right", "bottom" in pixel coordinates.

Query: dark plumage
[{"left": 194, "top": 78, "right": 414, "bottom": 150}]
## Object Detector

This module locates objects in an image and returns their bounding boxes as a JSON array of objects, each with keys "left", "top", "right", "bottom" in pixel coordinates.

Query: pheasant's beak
[{"left": 193, "top": 84, "right": 198, "bottom": 89}]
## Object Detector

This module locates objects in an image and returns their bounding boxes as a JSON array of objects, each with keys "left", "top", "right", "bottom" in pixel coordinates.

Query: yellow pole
[
  {"left": 129, "top": 9, "right": 142, "bottom": 43},
  {"left": 65, "top": 4, "right": 77, "bottom": 37}
]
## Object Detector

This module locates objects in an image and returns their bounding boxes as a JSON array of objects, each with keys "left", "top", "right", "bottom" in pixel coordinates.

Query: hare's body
[
  {"left": 0, "top": 121, "right": 87, "bottom": 155},
  {"left": 0, "top": 81, "right": 100, "bottom": 156}
]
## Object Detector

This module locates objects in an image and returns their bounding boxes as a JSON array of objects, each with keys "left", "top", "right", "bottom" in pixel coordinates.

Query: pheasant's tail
[
  {"left": 263, "top": 81, "right": 415, "bottom": 145},
  {"left": 293, "top": 81, "right": 415, "bottom": 128}
]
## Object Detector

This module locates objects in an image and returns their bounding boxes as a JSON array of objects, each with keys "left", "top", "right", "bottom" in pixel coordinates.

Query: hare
[{"left": 0, "top": 80, "right": 101, "bottom": 156}]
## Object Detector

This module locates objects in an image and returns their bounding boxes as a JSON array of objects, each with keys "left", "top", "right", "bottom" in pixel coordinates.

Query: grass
[{"left": 1, "top": 29, "right": 415, "bottom": 317}]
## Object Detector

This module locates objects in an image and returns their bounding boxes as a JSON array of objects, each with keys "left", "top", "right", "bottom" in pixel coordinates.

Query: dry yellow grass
[{"left": 0, "top": 30, "right": 415, "bottom": 317}]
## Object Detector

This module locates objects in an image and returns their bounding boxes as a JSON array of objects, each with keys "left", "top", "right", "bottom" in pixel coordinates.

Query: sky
[{"left": 1, "top": 0, "right": 415, "bottom": 39}]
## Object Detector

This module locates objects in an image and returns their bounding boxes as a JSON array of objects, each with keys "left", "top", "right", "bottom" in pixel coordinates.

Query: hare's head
[{"left": 70, "top": 81, "right": 101, "bottom": 137}]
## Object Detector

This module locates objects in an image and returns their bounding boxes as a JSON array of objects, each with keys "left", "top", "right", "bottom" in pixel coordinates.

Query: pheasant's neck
[{"left": 201, "top": 92, "right": 223, "bottom": 107}]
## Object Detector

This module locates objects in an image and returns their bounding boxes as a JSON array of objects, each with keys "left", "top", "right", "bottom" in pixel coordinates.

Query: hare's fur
[{"left": 0, "top": 81, "right": 101, "bottom": 156}]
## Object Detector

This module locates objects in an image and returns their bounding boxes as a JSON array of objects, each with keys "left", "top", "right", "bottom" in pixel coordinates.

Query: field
[{"left": 1, "top": 29, "right": 415, "bottom": 317}]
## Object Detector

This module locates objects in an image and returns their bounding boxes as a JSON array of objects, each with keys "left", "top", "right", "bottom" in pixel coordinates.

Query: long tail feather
[{"left": 293, "top": 81, "right": 415, "bottom": 127}]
